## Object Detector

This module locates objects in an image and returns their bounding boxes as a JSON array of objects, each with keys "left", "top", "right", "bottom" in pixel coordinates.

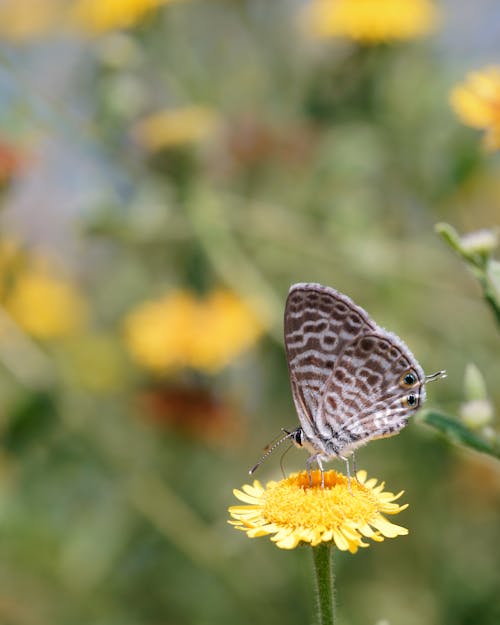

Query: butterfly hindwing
[{"left": 315, "top": 331, "right": 425, "bottom": 453}]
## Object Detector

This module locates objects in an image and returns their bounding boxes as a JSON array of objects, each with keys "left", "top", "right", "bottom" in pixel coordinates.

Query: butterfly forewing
[{"left": 284, "top": 283, "right": 377, "bottom": 442}]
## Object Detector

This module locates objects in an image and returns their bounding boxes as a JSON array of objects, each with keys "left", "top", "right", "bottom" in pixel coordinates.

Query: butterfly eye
[
  {"left": 404, "top": 393, "right": 418, "bottom": 407},
  {"left": 401, "top": 372, "right": 417, "bottom": 387},
  {"left": 292, "top": 428, "right": 304, "bottom": 446}
]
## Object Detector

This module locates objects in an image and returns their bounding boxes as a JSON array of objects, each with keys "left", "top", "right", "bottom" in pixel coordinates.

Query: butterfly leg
[
  {"left": 306, "top": 454, "right": 325, "bottom": 487},
  {"left": 352, "top": 453, "right": 359, "bottom": 482},
  {"left": 340, "top": 455, "right": 353, "bottom": 494},
  {"left": 317, "top": 457, "right": 325, "bottom": 488},
  {"left": 305, "top": 455, "right": 314, "bottom": 486}
]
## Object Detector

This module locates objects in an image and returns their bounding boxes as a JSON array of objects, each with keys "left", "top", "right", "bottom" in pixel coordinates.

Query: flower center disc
[{"left": 263, "top": 470, "right": 380, "bottom": 529}]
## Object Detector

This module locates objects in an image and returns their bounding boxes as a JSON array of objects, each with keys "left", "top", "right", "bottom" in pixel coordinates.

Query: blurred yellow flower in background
[
  {"left": 304, "top": 0, "right": 438, "bottom": 43},
  {"left": 229, "top": 470, "right": 408, "bottom": 551},
  {"left": 191, "top": 290, "right": 263, "bottom": 372},
  {"left": 0, "top": 0, "right": 61, "bottom": 41},
  {"left": 0, "top": 0, "right": 182, "bottom": 40},
  {"left": 6, "top": 269, "right": 87, "bottom": 340},
  {"left": 133, "top": 107, "right": 218, "bottom": 152},
  {"left": 70, "top": 0, "right": 177, "bottom": 34},
  {"left": 450, "top": 66, "right": 500, "bottom": 151},
  {"left": 123, "top": 291, "right": 195, "bottom": 371},
  {"left": 0, "top": 139, "right": 29, "bottom": 183},
  {"left": 124, "top": 289, "right": 263, "bottom": 374}
]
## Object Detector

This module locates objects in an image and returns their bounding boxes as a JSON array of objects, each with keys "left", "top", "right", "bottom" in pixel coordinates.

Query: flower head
[
  {"left": 123, "top": 288, "right": 263, "bottom": 374},
  {"left": 133, "top": 106, "right": 218, "bottom": 152},
  {"left": 450, "top": 66, "right": 500, "bottom": 151},
  {"left": 0, "top": 0, "right": 182, "bottom": 41},
  {"left": 459, "top": 228, "right": 499, "bottom": 256},
  {"left": 6, "top": 269, "right": 87, "bottom": 339},
  {"left": 70, "top": 0, "right": 180, "bottom": 34},
  {"left": 229, "top": 469, "right": 408, "bottom": 551},
  {"left": 304, "top": 0, "right": 439, "bottom": 43},
  {"left": 0, "top": 0, "right": 60, "bottom": 41}
]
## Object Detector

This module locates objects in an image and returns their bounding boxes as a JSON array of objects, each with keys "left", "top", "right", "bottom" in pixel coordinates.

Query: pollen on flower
[{"left": 229, "top": 469, "right": 408, "bottom": 551}]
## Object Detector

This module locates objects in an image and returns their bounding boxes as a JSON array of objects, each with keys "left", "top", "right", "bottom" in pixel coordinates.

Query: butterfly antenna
[
  {"left": 425, "top": 370, "right": 447, "bottom": 383},
  {"left": 249, "top": 429, "right": 296, "bottom": 475}
]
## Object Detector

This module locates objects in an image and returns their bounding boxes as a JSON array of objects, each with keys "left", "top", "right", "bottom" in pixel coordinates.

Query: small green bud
[
  {"left": 459, "top": 399, "right": 494, "bottom": 429},
  {"left": 460, "top": 362, "right": 494, "bottom": 429},
  {"left": 464, "top": 362, "right": 488, "bottom": 401}
]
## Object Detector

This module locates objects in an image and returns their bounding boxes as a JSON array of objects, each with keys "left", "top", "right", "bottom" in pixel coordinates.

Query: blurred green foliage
[{"left": 0, "top": 2, "right": 499, "bottom": 625}]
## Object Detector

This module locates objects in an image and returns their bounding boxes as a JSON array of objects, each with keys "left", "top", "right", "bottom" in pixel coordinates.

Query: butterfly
[{"left": 251, "top": 283, "right": 445, "bottom": 486}]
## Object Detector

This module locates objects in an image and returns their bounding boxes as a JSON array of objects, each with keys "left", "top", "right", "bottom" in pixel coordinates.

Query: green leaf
[
  {"left": 4, "top": 391, "right": 57, "bottom": 454},
  {"left": 419, "top": 410, "right": 500, "bottom": 460}
]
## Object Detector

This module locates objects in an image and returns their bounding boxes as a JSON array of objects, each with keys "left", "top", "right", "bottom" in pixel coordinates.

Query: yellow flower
[
  {"left": 229, "top": 469, "right": 408, "bottom": 551},
  {"left": 70, "top": 0, "right": 177, "bottom": 34},
  {"left": 0, "top": 0, "right": 61, "bottom": 41},
  {"left": 304, "top": 0, "right": 439, "bottom": 43},
  {"left": 450, "top": 66, "right": 500, "bottom": 151},
  {"left": 123, "top": 289, "right": 263, "bottom": 373},
  {"left": 6, "top": 270, "right": 87, "bottom": 339},
  {"left": 123, "top": 291, "right": 194, "bottom": 371},
  {"left": 133, "top": 106, "right": 218, "bottom": 152},
  {"left": 190, "top": 290, "right": 263, "bottom": 372},
  {"left": 0, "top": 0, "right": 183, "bottom": 40}
]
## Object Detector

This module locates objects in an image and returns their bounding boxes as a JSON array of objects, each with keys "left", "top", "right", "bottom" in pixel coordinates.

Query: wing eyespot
[
  {"left": 403, "top": 393, "right": 418, "bottom": 408},
  {"left": 400, "top": 371, "right": 418, "bottom": 388}
]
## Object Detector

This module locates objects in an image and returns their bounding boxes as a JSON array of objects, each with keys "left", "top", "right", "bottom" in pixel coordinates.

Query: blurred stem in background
[
  {"left": 436, "top": 223, "right": 500, "bottom": 327},
  {"left": 419, "top": 223, "right": 500, "bottom": 461},
  {"left": 186, "top": 186, "right": 282, "bottom": 339}
]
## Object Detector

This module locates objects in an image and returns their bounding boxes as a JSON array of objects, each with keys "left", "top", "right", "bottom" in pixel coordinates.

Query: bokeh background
[{"left": 0, "top": 1, "right": 499, "bottom": 624}]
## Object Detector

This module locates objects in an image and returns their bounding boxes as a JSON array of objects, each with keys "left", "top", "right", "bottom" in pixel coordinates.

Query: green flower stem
[
  {"left": 312, "top": 543, "right": 336, "bottom": 625},
  {"left": 477, "top": 272, "right": 500, "bottom": 330},
  {"left": 435, "top": 222, "right": 500, "bottom": 330}
]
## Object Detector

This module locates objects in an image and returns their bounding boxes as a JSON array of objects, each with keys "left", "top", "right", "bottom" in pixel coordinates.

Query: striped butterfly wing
[
  {"left": 284, "top": 283, "right": 377, "bottom": 445},
  {"left": 316, "top": 331, "right": 426, "bottom": 453}
]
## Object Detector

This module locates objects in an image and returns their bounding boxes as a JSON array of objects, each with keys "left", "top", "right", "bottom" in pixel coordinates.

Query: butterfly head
[{"left": 289, "top": 426, "right": 305, "bottom": 448}]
